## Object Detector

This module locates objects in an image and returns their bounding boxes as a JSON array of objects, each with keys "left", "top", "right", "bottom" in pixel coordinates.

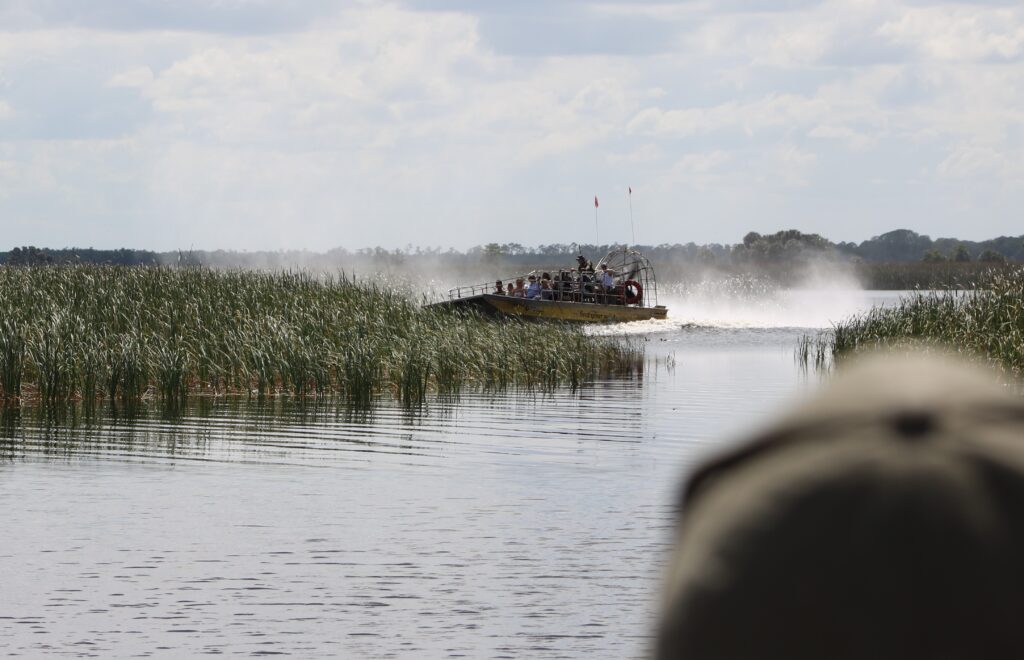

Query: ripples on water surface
[{"left": 0, "top": 293, "right": 898, "bottom": 658}]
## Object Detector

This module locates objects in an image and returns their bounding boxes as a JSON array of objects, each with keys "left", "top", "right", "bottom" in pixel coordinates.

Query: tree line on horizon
[{"left": 2, "top": 229, "right": 1022, "bottom": 268}]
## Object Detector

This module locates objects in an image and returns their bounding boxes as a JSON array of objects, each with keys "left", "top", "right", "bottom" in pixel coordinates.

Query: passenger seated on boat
[
  {"left": 494, "top": 280, "right": 504, "bottom": 295},
  {"left": 579, "top": 269, "right": 596, "bottom": 303},
  {"left": 540, "top": 277, "right": 553, "bottom": 300},
  {"left": 525, "top": 275, "right": 542, "bottom": 299},
  {"left": 506, "top": 282, "right": 515, "bottom": 296},
  {"left": 555, "top": 271, "right": 572, "bottom": 301},
  {"left": 599, "top": 264, "right": 618, "bottom": 304},
  {"left": 513, "top": 278, "right": 526, "bottom": 297}
]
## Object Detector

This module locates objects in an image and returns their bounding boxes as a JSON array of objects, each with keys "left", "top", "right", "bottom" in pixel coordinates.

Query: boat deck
[{"left": 431, "top": 294, "right": 667, "bottom": 323}]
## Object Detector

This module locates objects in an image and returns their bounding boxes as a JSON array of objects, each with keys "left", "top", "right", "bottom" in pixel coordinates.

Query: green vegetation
[
  {"left": 5, "top": 228, "right": 1021, "bottom": 271},
  {"left": 0, "top": 266, "right": 643, "bottom": 407},
  {"left": 5, "top": 228, "right": 1020, "bottom": 292},
  {"left": 799, "top": 269, "right": 1024, "bottom": 379},
  {"left": 854, "top": 262, "right": 1021, "bottom": 290},
  {"left": 732, "top": 230, "right": 833, "bottom": 264}
]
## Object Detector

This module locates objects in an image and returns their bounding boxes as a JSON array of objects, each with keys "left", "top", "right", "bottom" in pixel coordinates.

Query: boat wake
[
  {"left": 586, "top": 317, "right": 679, "bottom": 336},
  {"left": 588, "top": 288, "right": 882, "bottom": 335}
]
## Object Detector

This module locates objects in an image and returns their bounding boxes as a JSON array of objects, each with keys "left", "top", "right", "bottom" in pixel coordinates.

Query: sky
[{"left": 0, "top": 0, "right": 1022, "bottom": 251}]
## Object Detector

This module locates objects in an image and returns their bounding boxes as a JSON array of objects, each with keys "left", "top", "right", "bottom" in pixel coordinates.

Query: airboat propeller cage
[{"left": 597, "top": 248, "right": 659, "bottom": 307}]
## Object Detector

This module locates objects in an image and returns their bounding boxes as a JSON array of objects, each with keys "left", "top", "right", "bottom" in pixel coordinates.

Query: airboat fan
[{"left": 596, "top": 248, "right": 659, "bottom": 308}]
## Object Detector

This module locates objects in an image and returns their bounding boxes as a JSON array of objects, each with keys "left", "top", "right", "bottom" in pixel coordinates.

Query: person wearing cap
[
  {"left": 574, "top": 254, "right": 595, "bottom": 274},
  {"left": 656, "top": 353, "right": 1024, "bottom": 660}
]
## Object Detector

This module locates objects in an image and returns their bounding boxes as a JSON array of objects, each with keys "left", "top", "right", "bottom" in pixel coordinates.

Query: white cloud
[
  {"left": 770, "top": 144, "right": 818, "bottom": 187},
  {"left": 670, "top": 150, "right": 732, "bottom": 178},
  {"left": 880, "top": 6, "right": 1024, "bottom": 62},
  {"left": 605, "top": 143, "right": 663, "bottom": 166},
  {"left": 0, "top": 0, "right": 1023, "bottom": 249},
  {"left": 107, "top": 66, "right": 154, "bottom": 89},
  {"left": 808, "top": 124, "right": 874, "bottom": 150},
  {"left": 937, "top": 143, "right": 1024, "bottom": 181},
  {"left": 626, "top": 94, "right": 831, "bottom": 138}
]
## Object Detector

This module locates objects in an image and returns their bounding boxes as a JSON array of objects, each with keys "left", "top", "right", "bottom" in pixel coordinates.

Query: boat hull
[{"left": 432, "top": 294, "right": 668, "bottom": 323}]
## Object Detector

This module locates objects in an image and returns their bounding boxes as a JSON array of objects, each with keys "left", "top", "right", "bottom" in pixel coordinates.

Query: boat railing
[
  {"left": 447, "top": 282, "right": 494, "bottom": 300},
  {"left": 447, "top": 275, "right": 650, "bottom": 307}
]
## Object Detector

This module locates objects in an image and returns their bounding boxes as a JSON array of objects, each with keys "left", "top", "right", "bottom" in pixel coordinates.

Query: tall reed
[
  {"left": 798, "top": 268, "right": 1024, "bottom": 378},
  {"left": 0, "top": 265, "right": 644, "bottom": 408}
]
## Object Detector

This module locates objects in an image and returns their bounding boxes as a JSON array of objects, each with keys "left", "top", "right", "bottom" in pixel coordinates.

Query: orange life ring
[{"left": 623, "top": 280, "right": 643, "bottom": 305}]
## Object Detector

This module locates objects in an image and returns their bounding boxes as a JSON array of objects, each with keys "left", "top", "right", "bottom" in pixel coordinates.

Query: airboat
[{"left": 431, "top": 247, "right": 668, "bottom": 323}]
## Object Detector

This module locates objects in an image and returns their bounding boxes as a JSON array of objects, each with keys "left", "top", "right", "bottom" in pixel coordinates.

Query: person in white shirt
[
  {"left": 524, "top": 275, "right": 542, "bottom": 299},
  {"left": 599, "top": 264, "right": 617, "bottom": 303}
]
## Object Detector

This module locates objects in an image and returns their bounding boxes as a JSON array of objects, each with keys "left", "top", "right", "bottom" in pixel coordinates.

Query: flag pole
[
  {"left": 628, "top": 186, "right": 635, "bottom": 246},
  {"left": 593, "top": 195, "right": 600, "bottom": 248}
]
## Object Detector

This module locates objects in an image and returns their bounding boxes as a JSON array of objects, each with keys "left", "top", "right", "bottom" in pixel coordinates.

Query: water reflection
[
  {"left": 2, "top": 402, "right": 209, "bottom": 463},
  {"left": 0, "top": 326, "right": 811, "bottom": 659},
  {"left": 0, "top": 371, "right": 653, "bottom": 467}
]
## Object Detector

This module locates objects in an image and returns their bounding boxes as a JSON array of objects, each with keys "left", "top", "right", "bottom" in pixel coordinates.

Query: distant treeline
[
  {"left": 4, "top": 229, "right": 1021, "bottom": 270},
  {"left": 3, "top": 229, "right": 1022, "bottom": 291},
  {"left": 738, "top": 229, "right": 1023, "bottom": 264}
]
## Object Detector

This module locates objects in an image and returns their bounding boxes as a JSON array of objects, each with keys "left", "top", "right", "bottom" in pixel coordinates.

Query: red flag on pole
[{"left": 594, "top": 196, "right": 599, "bottom": 208}]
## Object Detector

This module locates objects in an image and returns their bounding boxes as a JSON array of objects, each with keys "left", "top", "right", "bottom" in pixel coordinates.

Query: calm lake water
[{"left": 0, "top": 290, "right": 903, "bottom": 658}]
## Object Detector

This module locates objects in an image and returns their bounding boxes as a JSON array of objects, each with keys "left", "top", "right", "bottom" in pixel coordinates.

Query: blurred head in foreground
[{"left": 658, "top": 354, "right": 1024, "bottom": 660}]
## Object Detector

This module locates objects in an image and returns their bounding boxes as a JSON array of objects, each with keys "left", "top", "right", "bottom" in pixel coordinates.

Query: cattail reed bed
[
  {"left": 0, "top": 266, "right": 644, "bottom": 407},
  {"left": 798, "top": 269, "right": 1024, "bottom": 379},
  {"left": 856, "top": 261, "right": 1021, "bottom": 291}
]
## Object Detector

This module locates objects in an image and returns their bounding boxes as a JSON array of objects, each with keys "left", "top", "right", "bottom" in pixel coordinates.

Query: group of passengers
[{"left": 492, "top": 255, "right": 626, "bottom": 304}]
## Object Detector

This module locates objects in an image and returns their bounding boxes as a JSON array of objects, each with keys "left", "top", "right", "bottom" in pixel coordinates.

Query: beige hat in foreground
[{"left": 658, "top": 354, "right": 1024, "bottom": 660}]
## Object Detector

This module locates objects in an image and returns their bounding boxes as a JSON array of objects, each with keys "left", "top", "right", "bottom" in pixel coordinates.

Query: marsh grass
[
  {"left": 0, "top": 266, "right": 643, "bottom": 409},
  {"left": 857, "top": 262, "right": 1020, "bottom": 290},
  {"left": 798, "top": 269, "right": 1024, "bottom": 378}
]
